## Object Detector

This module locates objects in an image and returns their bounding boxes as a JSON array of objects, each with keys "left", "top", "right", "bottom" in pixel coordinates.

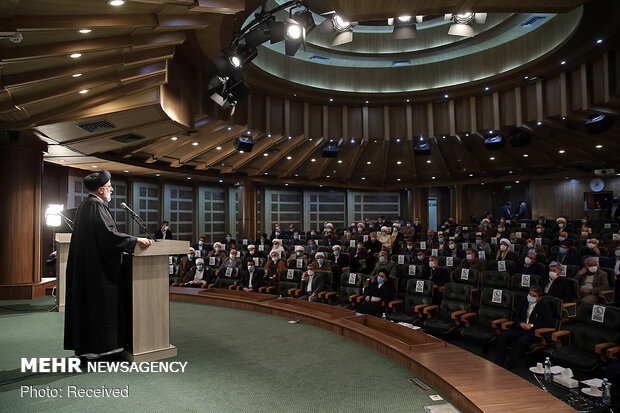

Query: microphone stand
[
  {"left": 124, "top": 206, "right": 158, "bottom": 242},
  {"left": 58, "top": 212, "right": 74, "bottom": 231}
]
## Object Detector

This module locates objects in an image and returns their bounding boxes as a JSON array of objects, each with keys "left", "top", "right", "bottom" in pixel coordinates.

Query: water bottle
[
  {"left": 382, "top": 312, "right": 387, "bottom": 320},
  {"left": 543, "top": 357, "right": 552, "bottom": 381},
  {"left": 602, "top": 378, "right": 611, "bottom": 405}
]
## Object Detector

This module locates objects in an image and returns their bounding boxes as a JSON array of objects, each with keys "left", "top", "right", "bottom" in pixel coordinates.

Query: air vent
[
  {"left": 392, "top": 60, "right": 411, "bottom": 66},
  {"left": 310, "top": 55, "right": 330, "bottom": 63},
  {"left": 520, "top": 16, "right": 547, "bottom": 28},
  {"left": 77, "top": 120, "right": 115, "bottom": 133},
  {"left": 182, "top": 130, "right": 198, "bottom": 136},
  {"left": 110, "top": 133, "right": 144, "bottom": 144}
]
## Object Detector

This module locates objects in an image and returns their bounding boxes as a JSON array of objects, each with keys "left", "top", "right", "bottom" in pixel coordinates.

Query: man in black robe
[{"left": 64, "top": 170, "right": 152, "bottom": 360}]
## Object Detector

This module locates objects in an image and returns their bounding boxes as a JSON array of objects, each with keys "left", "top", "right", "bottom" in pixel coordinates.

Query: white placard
[
  {"left": 243, "top": 239, "right": 248, "bottom": 245},
  {"left": 462, "top": 242, "right": 468, "bottom": 250},
  {"left": 253, "top": 257, "right": 259, "bottom": 266},
  {"left": 509, "top": 244, "right": 515, "bottom": 252},
  {"left": 221, "top": 245, "right": 226, "bottom": 251},
  {"left": 415, "top": 280, "right": 424, "bottom": 293},
  {"left": 225, "top": 267, "right": 233, "bottom": 277},
  {"left": 258, "top": 245, "right": 265, "bottom": 251},
  {"left": 431, "top": 249, "right": 438, "bottom": 257},
  {"left": 350, "top": 240, "right": 356, "bottom": 248},
  {"left": 592, "top": 304, "right": 606, "bottom": 323},
  {"left": 296, "top": 259, "right": 303, "bottom": 268},
  {"left": 535, "top": 238, "right": 542, "bottom": 246},
  {"left": 397, "top": 255, "right": 405, "bottom": 264},
  {"left": 420, "top": 241, "right": 427, "bottom": 250},
  {"left": 209, "top": 257, "right": 215, "bottom": 266},
  {"left": 516, "top": 232, "right": 522, "bottom": 239},
  {"left": 561, "top": 265, "right": 567, "bottom": 276},
  {"left": 506, "top": 219, "right": 511, "bottom": 224},
  {"left": 521, "top": 274, "right": 531, "bottom": 287},
  {"left": 363, "top": 235, "right": 369, "bottom": 242},
  {"left": 236, "top": 251, "right": 241, "bottom": 257},
  {"left": 614, "top": 234, "right": 620, "bottom": 241},
  {"left": 169, "top": 264, "right": 174, "bottom": 275},
  {"left": 445, "top": 257, "right": 454, "bottom": 267},
  {"left": 287, "top": 269, "right": 294, "bottom": 280},
  {"left": 348, "top": 273, "right": 357, "bottom": 284},
  {"left": 478, "top": 251, "right": 485, "bottom": 260},
  {"left": 492, "top": 289, "right": 503, "bottom": 304},
  {"left": 520, "top": 223, "right": 527, "bottom": 228},
  {"left": 461, "top": 268, "right": 469, "bottom": 280},
  {"left": 498, "top": 260, "right": 506, "bottom": 272},
  {"left": 168, "top": 256, "right": 173, "bottom": 264},
  {"left": 604, "top": 223, "right": 611, "bottom": 229},
  {"left": 491, "top": 238, "right": 498, "bottom": 245},
  {"left": 408, "top": 265, "right": 416, "bottom": 276},
  {"left": 462, "top": 227, "right": 468, "bottom": 231}
]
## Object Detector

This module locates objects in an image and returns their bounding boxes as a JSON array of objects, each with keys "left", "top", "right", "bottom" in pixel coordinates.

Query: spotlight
[
  {"left": 484, "top": 135, "right": 505, "bottom": 150},
  {"left": 397, "top": 16, "right": 412, "bottom": 23},
  {"left": 229, "top": 44, "right": 257, "bottom": 68},
  {"left": 333, "top": 15, "right": 351, "bottom": 32},
  {"left": 230, "top": 56, "right": 241, "bottom": 68},
  {"left": 286, "top": 24, "right": 302, "bottom": 40},
  {"left": 393, "top": 14, "right": 417, "bottom": 39}
]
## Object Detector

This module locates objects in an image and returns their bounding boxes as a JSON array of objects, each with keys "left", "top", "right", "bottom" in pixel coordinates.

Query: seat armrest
[
  {"left": 450, "top": 310, "right": 467, "bottom": 322},
  {"left": 228, "top": 284, "right": 237, "bottom": 290},
  {"left": 265, "top": 286, "right": 276, "bottom": 294},
  {"left": 534, "top": 328, "right": 556, "bottom": 344},
  {"left": 207, "top": 283, "right": 216, "bottom": 288},
  {"left": 606, "top": 346, "right": 620, "bottom": 361},
  {"left": 501, "top": 320, "right": 514, "bottom": 330},
  {"left": 258, "top": 286, "right": 268, "bottom": 293},
  {"left": 460, "top": 312, "right": 477, "bottom": 327},
  {"left": 317, "top": 291, "right": 327, "bottom": 299},
  {"left": 422, "top": 305, "right": 438, "bottom": 318},
  {"left": 413, "top": 304, "right": 429, "bottom": 314},
  {"left": 595, "top": 342, "right": 616, "bottom": 359},
  {"left": 349, "top": 294, "right": 361, "bottom": 304},
  {"left": 551, "top": 330, "right": 570, "bottom": 348},
  {"left": 324, "top": 291, "right": 337, "bottom": 302},
  {"left": 491, "top": 318, "right": 508, "bottom": 329},
  {"left": 388, "top": 299, "right": 403, "bottom": 310},
  {"left": 438, "top": 286, "right": 444, "bottom": 294},
  {"left": 356, "top": 295, "right": 364, "bottom": 303},
  {"left": 598, "top": 289, "right": 615, "bottom": 304},
  {"left": 562, "top": 302, "right": 577, "bottom": 320},
  {"left": 287, "top": 287, "right": 299, "bottom": 296}
]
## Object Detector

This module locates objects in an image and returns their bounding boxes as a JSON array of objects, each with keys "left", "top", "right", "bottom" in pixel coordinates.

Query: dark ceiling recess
[
  {"left": 110, "top": 133, "right": 145, "bottom": 144},
  {"left": 77, "top": 120, "right": 115, "bottom": 133}
]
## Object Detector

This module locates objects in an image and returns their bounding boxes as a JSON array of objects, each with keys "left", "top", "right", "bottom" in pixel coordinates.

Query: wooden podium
[
  {"left": 125, "top": 239, "right": 188, "bottom": 362},
  {"left": 54, "top": 233, "right": 72, "bottom": 312}
]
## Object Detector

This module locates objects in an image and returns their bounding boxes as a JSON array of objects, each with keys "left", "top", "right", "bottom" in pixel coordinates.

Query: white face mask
[
  {"left": 558, "top": 223, "right": 565, "bottom": 228},
  {"left": 527, "top": 243, "right": 533, "bottom": 248},
  {"left": 271, "top": 257, "right": 278, "bottom": 263},
  {"left": 407, "top": 245, "right": 413, "bottom": 250},
  {"left": 549, "top": 271, "right": 558, "bottom": 281},
  {"left": 587, "top": 242, "right": 595, "bottom": 249},
  {"left": 588, "top": 265, "right": 598, "bottom": 273},
  {"left": 198, "top": 240, "right": 203, "bottom": 245},
  {"left": 524, "top": 257, "right": 532, "bottom": 265},
  {"left": 536, "top": 228, "right": 542, "bottom": 233},
  {"left": 581, "top": 232, "right": 588, "bottom": 237},
  {"left": 429, "top": 261, "right": 436, "bottom": 268},
  {"left": 449, "top": 244, "right": 455, "bottom": 250},
  {"left": 249, "top": 250, "right": 255, "bottom": 255},
  {"left": 230, "top": 254, "right": 235, "bottom": 260},
  {"left": 500, "top": 245, "right": 508, "bottom": 251},
  {"left": 307, "top": 270, "right": 314, "bottom": 276}
]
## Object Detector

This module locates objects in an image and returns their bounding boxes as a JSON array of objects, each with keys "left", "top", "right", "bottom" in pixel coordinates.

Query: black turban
[{"left": 83, "top": 170, "right": 111, "bottom": 191}]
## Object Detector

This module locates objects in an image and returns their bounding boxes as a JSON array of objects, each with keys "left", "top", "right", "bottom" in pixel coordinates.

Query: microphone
[
  {"left": 120, "top": 202, "right": 137, "bottom": 217},
  {"left": 120, "top": 203, "right": 158, "bottom": 242}
]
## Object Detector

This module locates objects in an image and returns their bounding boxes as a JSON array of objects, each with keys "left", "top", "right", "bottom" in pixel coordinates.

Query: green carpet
[{"left": 0, "top": 296, "right": 458, "bottom": 413}]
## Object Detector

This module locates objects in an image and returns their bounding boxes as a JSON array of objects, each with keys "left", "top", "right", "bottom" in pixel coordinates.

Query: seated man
[
  {"left": 520, "top": 238, "right": 545, "bottom": 261},
  {"left": 298, "top": 263, "right": 325, "bottom": 302},
  {"left": 544, "top": 261, "right": 577, "bottom": 302},
  {"left": 377, "top": 226, "right": 394, "bottom": 250},
  {"left": 579, "top": 238, "right": 602, "bottom": 258},
  {"left": 458, "top": 249, "right": 486, "bottom": 272},
  {"left": 413, "top": 249, "right": 429, "bottom": 268},
  {"left": 404, "top": 240, "right": 416, "bottom": 259},
  {"left": 182, "top": 258, "right": 215, "bottom": 288},
  {"left": 288, "top": 245, "right": 308, "bottom": 267},
  {"left": 339, "top": 230, "right": 355, "bottom": 247},
  {"left": 578, "top": 227, "right": 591, "bottom": 241},
  {"left": 256, "top": 233, "right": 270, "bottom": 247},
  {"left": 323, "top": 232, "right": 337, "bottom": 247},
  {"left": 271, "top": 239, "right": 285, "bottom": 253},
  {"left": 217, "top": 248, "right": 242, "bottom": 276},
  {"left": 370, "top": 251, "right": 397, "bottom": 280},
  {"left": 473, "top": 233, "right": 493, "bottom": 257},
  {"left": 312, "top": 252, "right": 332, "bottom": 272},
  {"left": 364, "top": 232, "right": 382, "bottom": 268},
  {"left": 356, "top": 270, "right": 395, "bottom": 318},
  {"left": 391, "top": 223, "right": 404, "bottom": 253},
  {"left": 207, "top": 242, "right": 227, "bottom": 262},
  {"left": 350, "top": 242, "right": 368, "bottom": 272},
  {"left": 494, "top": 285, "right": 554, "bottom": 370},
  {"left": 192, "top": 236, "right": 209, "bottom": 256},
  {"left": 445, "top": 239, "right": 465, "bottom": 259},
  {"left": 549, "top": 241, "right": 577, "bottom": 266},
  {"left": 331, "top": 245, "right": 349, "bottom": 285},
  {"left": 246, "top": 244, "right": 265, "bottom": 260},
  {"left": 264, "top": 251, "right": 287, "bottom": 288},
  {"left": 575, "top": 257, "right": 610, "bottom": 303},
  {"left": 412, "top": 217, "right": 423, "bottom": 240},
  {"left": 222, "top": 233, "right": 236, "bottom": 249},
  {"left": 175, "top": 247, "right": 196, "bottom": 285},
  {"left": 426, "top": 256, "right": 450, "bottom": 302},
  {"left": 238, "top": 259, "right": 264, "bottom": 292},
  {"left": 495, "top": 238, "right": 517, "bottom": 262},
  {"left": 518, "top": 252, "right": 545, "bottom": 276},
  {"left": 289, "top": 231, "right": 304, "bottom": 246},
  {"left": 402, "top": 220, "right": 415, "bottom": 243}
]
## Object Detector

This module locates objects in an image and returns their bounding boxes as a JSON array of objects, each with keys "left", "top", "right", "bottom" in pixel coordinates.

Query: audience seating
[
  {"left": 322, "top": 272, "right": 364, "bottom": 305},
  {"left": 422, "top": 283, "right": 473, "bottom": 336},
  {"left": 460, "top": 288, "right": 514, "bottom": 348},
  {"left": 389, "top": 279, "right": 434, "bottom": 324}
]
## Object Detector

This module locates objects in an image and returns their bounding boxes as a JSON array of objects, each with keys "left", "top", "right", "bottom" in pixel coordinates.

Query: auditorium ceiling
[{"left": 0, "top": 0, "right": 619, "bottom": 189}]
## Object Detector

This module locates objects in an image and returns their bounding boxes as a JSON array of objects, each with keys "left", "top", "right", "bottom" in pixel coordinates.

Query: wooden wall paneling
[
  {"left": 269, "top": 97, "right": 283, "bottom": 136},
  {"left": 492, "top": 92, "right": 500, "bottom": 131},
  {"left": 342, "top": 106, "right": 348, "bottom": 139},
  {"left": 580, "top": 63, "right": 589, "bottom": 111},
  {"left": 478, "top": 94, "right": 493, "bottom": 131},
  {"left": 433, "top": 102, "right": 449, "bottom": 137},
  {"left": 251, "top": 94, "right": 266, "bottom": 132},
  {"left": 405, "top": 104, "right": 418, "bottom": 184},
  {"left": 348, "top": 106, "right": 362, "bottom": 139},
  {"left": 232, "top": 96, "right": 248, "bottom": 127},
  {"left": 515, "top": 87, "right": 523, "bottom": 126},
  {"left": 454, "top": 98, "right": 470, "bottom": 133},
  {"left": 545, "top": 77, "right": 562, "bottom": 117},
  {"left": 284, "top": 99, "right": 290, "bottom": 137},
  {"left": 308, "top": 103, "right": 322, "bottom": 138},
  {"left": 448, "top": 100, "right": 456, "bottom": 136},
  {"left": 536, "top": 79, "right": 545, "bottom": 122},
  {"left": 412, "top": 104, "right": 427, "bottom": 136},
  {"left": 328, "top": 105, "right": 342, "bottom": 138},
  {"left": 591, "top": 57, "right": 606, "bottom": 104},
  {"left": 615, "top": 50, "right": 620, "bottom": 96},
  {"left": 469, "top": 97, "right": 477, "bottom": 134},
  {"left": 501, "top": 89, "right": 516, "bottom": 127},
  {"left": 323, "top": 105, "right": 329, "bottom": 138},
  {"left": 381, "top": 106, "right": 390, "bottom": 185},
  {"left": 265, "top": 96, "right": 271, "bottom": 134},
  {"left": 367, "top": 106, "right": 383, "bottom": 138},
  {"left": 570, "top": 68, "right": 582, "bottom": 112},
  {"left": 389, "top": 105, "right": 407, "bottom": 139},
  {"left": 559, "top": 73, "right": 568, "bottom": 118},
  {"left": 426, "top": 103, "right": 434, "bottom": 138},
  {"left": 524, "top": 84, "right": 538, "bottom": 122},
  {"left": 289, "top": 100, "right": 304, "bottom": 137},
  {"left": 602, "top": 53, "right": 610, "bottom": 103}
]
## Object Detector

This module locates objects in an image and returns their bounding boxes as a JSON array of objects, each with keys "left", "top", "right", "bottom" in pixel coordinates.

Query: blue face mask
[
  {"left": 377, "top": 276, "right": 385, "bottom": 284},
  {"left": 334, "top": 251, "right": 340, "bottom": 256},
  {"left": 559, "top": 247, "right": 567, "bottom": 254},
  {"left": 309, "top": 244, "right": 316, "bottom": 249},
  {"left": 527, "top": 295, "right": 537, "bottom": 304},
  {"left": 379, "top": 256, "right": 386, "bottom": 263},
  {"left": 438, "top": 238, "right": 444, "bottom": 243},
  {"left": 615, "top": 250, "right": 620, "bottom": 257},
  {"left": 317, "top": 258, "right": 324, "bottom": 265},
  {"left": 463, "top": 235, "right": 469, "bottom": 240},
  {"left": 188, "top": 254, "right": 194, "bottom": 260},
  {"left": 196, "top": 265, "right": 204, "bottom": 271},
  {"left": 475, "top": 239, "right": 482, "bottom": 245},
  {"left": 538, "top": 219, "right": 544, "bottom": 224},
  {"left": 483, "top": 223, "right": 488, "bottom": 228},
  {"left": 466, "top": 254, "right": 473, "bottom": 260},
  {"left": 294, "top": 235, "right": 298, "bottom": 239},
  {"left": 248, "top": 266, "right": 255, "bottom": 272},
  {"left": 370, "top": 237, "right": 376, "bottom": 241},
  {"left": 558, "top": 236, "right": 565, "bottom": 241}
]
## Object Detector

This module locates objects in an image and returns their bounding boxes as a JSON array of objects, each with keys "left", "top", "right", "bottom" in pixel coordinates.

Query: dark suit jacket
[
  {"left": 238, "top": 270, "right": 264, "bottom": 292},
  {"left": 362, "top": 277, "right": 396, "bottom": 305},
  {"left": 513, "top": 299, "right": 554, "bottom": 333},
  {"left": 549, "top": 251, "right": 578, "bottom": 266},
  {"left": 545, "top": 277, "right": 577, "bottom": 302},
  {"left": 154, "top": 228, "right": 173, "bottom": 239},
  {"left": 185, "top": 267, "right": 216, "bottom": 285},
  {"left": 427, "top": 267, "right": 451, "bottom": 287},
  {"left": 300, "top": 272, "right": 325, "bottom": 296},
  {"left": 331, "top": 253, "right": 350, "bottom": 269},
  {"left": 518, "top": 262, "right": 546, "bottom": 276}
]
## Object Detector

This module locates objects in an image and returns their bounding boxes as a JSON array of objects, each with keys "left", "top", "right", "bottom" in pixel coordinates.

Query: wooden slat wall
[
  {"left": 308, "top": 103, "right": 322, "bottom": 138},
  {"left": 328, "top": 105, "right": 342, "bottom": 138},
  {"left": 250, "top": 94, "right": 266, "bottom": 132},
  {"left": 591, "top": 58, "right": 606, "bottom": 104},
  {"left": 570, "top": 68, "right": 582, "bottom": 112},
  {"left": 348, "top": 106, "right": 363, "bottom": 139},
  {"left": 269, "top": 97, "right": 283, "bottom": 136},
  {"left": 433, "top": 102, "right": 449, "bottom": 136},
  {"left": 455, "top": 98, "right": 471, "bottom": 133},
  {"left": 367, "top": 106, "right": 383, "bottom": 137},
  {"left": 412, "top": 104, "right": 427, "bottom": 135},
  {"left": 545, "top": 77, "right": 562, "bottom": 117},
  {"left": 501, "top": 89, "right": 516, "bottom": 126},
  {"left": 389, "top": 105, "right": 407, "bottom": 138},
  {"left": 290, "top": 100, "right": 304, "bottom": 137}
]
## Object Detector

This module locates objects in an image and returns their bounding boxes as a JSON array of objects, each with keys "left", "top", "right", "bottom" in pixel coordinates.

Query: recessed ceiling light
[
  {"left": 285, "top": 183, "right": 289, "bottom": 186},
  {"left": 155, "top": 173, "right": 160, "bottom": 177},
  {"left": 515, "top": 180, "right": 520, "bottom": 183},
  {"left": 170, "top": 136, "right": 177, "bottom": 141},
  {"left": 426, "top": 160, "right": 431, "bottom": 163},
  {"left": 264, "top": 172, "right": 268, "bottom": 175},
  {"left": 319, "top": 184, "right": 323, "bottom": 187},
  {"left": 227, "top": 126, "right": 232, "bottom": 131},
  {"left": 490, "top": 157, "right": 495, "bottom": 160},
  {"left": 442, "top": 135, "right": 446, "bottom": 139},
  {"left": 192, "top": 142, "right": 198, "bottom": 146},
  {"left": 72, "top": 73, "right": 82, "bottom": 77},
  {"left": 431, "top": 176, "right": 436, "bottom": 180},
  {"left": 79, "top": 89, "right": 88, "bottom": 94},
  {"left": 397, "top": 178, "right": 401, "bottom": 181},
  {"left": 468, "top": 173, "right": 473, "bottom": 177},
  {"left": 489, "top": 130, "right": 494, "bottom": 134},
  {"left": 361, "top": 177, "right": 366, "bottom": 180},
  {"left": 293, "top": 93, "right": 297, "bottom": 97},
  {"left": 537, "top": 121, "right": 542, "bottom": 126},
  {"left": 406, "top": 99, "right": 410, "bottom": 103},
  {"left": 123, "top": 170, "right": 129, "bottom": 173},
  {"left": 337, "top": 160, "right": 342, "bottom": 163},
  {"left": 91, "top": 165, "right": 98, "bottom": 168},
  {"left": 562, "top": 116, "right": 566, "bottom": 120},
  {"left": 396, "top": 138, "right": 400, "bottom": 142},
  {"left": 509, "top": 170, "right": 513, "bottom": 174},
  {"left": 239, "top": 150, "right": 244, "bottom": 153},
  {"left": 267, "top": 133, "right": 271, "bottom": 137},
  {"left": 187, "top": 177, "right": 191, "bottom": 180},
  {"left": 329, "top": 98, "right": 334, "bottom": 102},
  {"left": 444, "top": 94, "right": 448, "bottom": 99},
  {"left": 215, "top": 146, "right": 222, "bottom": 150},
  {"left": 397, "top": 161, "right": 402, "bottom": 165},
  {"left": 263, "top": 153, "right": 268, "bottom": 156},
  {"left": 465, "top": 133, "right": 469, "bottom": 137},
  {"left": 596, "top": 144, "right": 603, "bottom": 149},
  {"left": 218, "top": 179, "right": 223, "bottom": 183},
  {"left": 287, "top": 156, "right": 292, "bottom": 160},
  {"left": 524, "top": 76, "right": 529, "bottom": 79},
  {"left": 596, "top": 39, "right": 603, "bottom": 44},
  {"left": 309, "top": 138, "right": 313, "bottom": 142},
  {"left": 78, "top": 29, "right": 92, "bottom": 34},
  {"left": 311, "top": 158, "right": 316, "bottom": 162},
  {"left": 561, "top": 60, "right": 566, "bottom": 65},
  {"left": 70, "top": 53, "right": 82, "bottom": 58},
  {"left": 366, "top": 161, "right": 371, "bottom": 164},
  {"left": 295, "top": 174, "right": 299, "bottom": 177},
  {"left": 481, "top": 182, "right": 485, "bottom": 186},
  {"left": 365, "top": 100, "right": 369, "bottom": 104},
  {"left": 350, "top": 138, "right": 355, "bottom": 143},
  {"left": 326, "top": 175, "right": 330, "bottom": 178},
  {"left": 108, "top": 0, "right": 125, "bottom": 6},
  {"left": 523, "top": 154, "right": 528, "bottom": 157},
  {"left": 485, "top": 87, "right": 489, "bottom": 91},
  {"left": 558, "top": 149, "right": 565, "bottom": 154},
  {"left": 59, "top": 159, "right": 65, "bottom": 163},
  {"left": 247, "top": 130, "right": 251, "bottom": 134},
  {"left": 288, "top": 136, "right": 292, "bottom": 140}
]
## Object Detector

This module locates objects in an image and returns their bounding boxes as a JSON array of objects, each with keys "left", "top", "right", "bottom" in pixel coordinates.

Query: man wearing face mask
[
  {"left": 356, "top": 270, "right": 395, "bottom": 318},
  {"left": 217, "top": 248, "right": 242, "bottom": 276},
  {"left": 494, "top": 286, "right": 553, "bottom": 370},
  {"left": 154, "top": 221, "right": 172, "bottom": 240},
  {"left": 192, "top": 236, "right": 208, "bottom": 257},
  {"left": 544, "top": 262, "right": 577, "bottom": 302},
  {"left": 473, "top": 234, "right": 492, "bottom": 257},
  {"left": 370, "top": 251, "right": 397, "bottom": 280},
  {"left": 246, "top": 244, "right": 265, "bottom": 260},
  {"left": 518, "top": 252, "right": 545, "bottom": 276},
  {"left": 172, "top": 247, "right": 196, "bottom": 285},
  {"left": 289, "top": 231, "right": 304, "bottom": 246},
  {"left": 183, "top": 258, "right": 215, "bottom": 288},
  {"left": 457, "top": 249, "right": 486, "bottom": 272},
  {"left": 477, "top": 218, "right": 493, "bottom": 236},
  {"left": 579, "top": 238, "right": 601, "bottom": 258},
  {"left": 238, "top": 259, "right": 264, "bottom": 293},
  {"left": 533, "top": 224, "right": 550, "bottom": 239},
  {"left": 339, "top": 229, "right": 354, "bottom": 247},
  {"left": 377, "top": 226, "right": 394, "bottom": 250},
  {"left": 551, "top": 231, "right": 574, "bottom": 249},
  {"left": 575, "top": 257, "right": 609, "bottom": 304},
  {"left": 495, "top": 238, "right": 517, "bottom": 262},
  {"left": 445, "top": 239, "right": 465, "bottom": 259},
  {"left": 549, "top": 241, "right": 577, "bottom": 265},
  {"left": 207, "top": 242, "right": 227, "bottom": 262},
  {"left": 412, "top": 217, "right": 423, "bottom": 241},
  {"left": 331, "top": 245, "right": 349, "bottom": 285},
  {"left": 222, "top": 233, "right": 236, "bottom": 249},
  {"left": 298, "top": 263, "right": 325, "bottom": 302},
  {"left": 520, "top": 238, "right": 545, "bottom": 261},
  {"left": 606, "top": 246, "right": 620, "bottom": 306},
  {"left": 351, "top": 242, "right": 368, "bottom": 272},
  {"left": 578, "top": 226, "right": 592, "bottom": 241},
  {"left": 264, "top": 251, "right": 286, "bottom": 287},
  {"left": 312, "top": 251, "right": 332, "bottom": 272},
  {"left": 288, "top": 245, "right": 308, "bottom": 267},
  {"left": 65, "top": 171, "right": 152, "bottom": 361},
  {"left": 414, "top": 250, "right": 429, "bottom": 267},
  {"left": 356, "top": 223, "right": 368, "bottom": 236},
  {"left": 404, "top": 241, "right": 416, "bottom": 259},
  {"left": 402, "top": 220, "right": 415, "bottom": 242},
  {"left": 364, "top": 231, "right": 382, "bottom": 268},
  {"left": 426, "top": 256, "right": 450, "bottom": 303},
  {"left": 553, "top": 217, "right": 568, "bottom": 237}
]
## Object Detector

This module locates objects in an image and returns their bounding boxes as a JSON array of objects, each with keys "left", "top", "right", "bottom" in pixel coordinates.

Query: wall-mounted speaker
[
  {"left": 585, "top": 114, "right": 613, "bottom": 134},
  {"left": 234, "top": 136, "right": 254, "bottom": 152},
  {"left": 322, "top": 145, "right": 338, "bottom": 158},
  {"left": 484, "top": 135, "right": 505, "bottom": 150},
  {"left": 413, "top": 142, "right": 431, "bottom": 155}
]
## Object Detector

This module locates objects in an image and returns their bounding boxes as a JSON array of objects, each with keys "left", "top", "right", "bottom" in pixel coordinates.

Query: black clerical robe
[{"left": 64, "top": 194, "right": 137, "bottom": 355}]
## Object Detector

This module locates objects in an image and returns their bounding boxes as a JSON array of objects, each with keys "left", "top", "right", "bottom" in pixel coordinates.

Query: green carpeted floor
[{"left": 0, "top": 296, "right": 458, "bottom": 413}]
